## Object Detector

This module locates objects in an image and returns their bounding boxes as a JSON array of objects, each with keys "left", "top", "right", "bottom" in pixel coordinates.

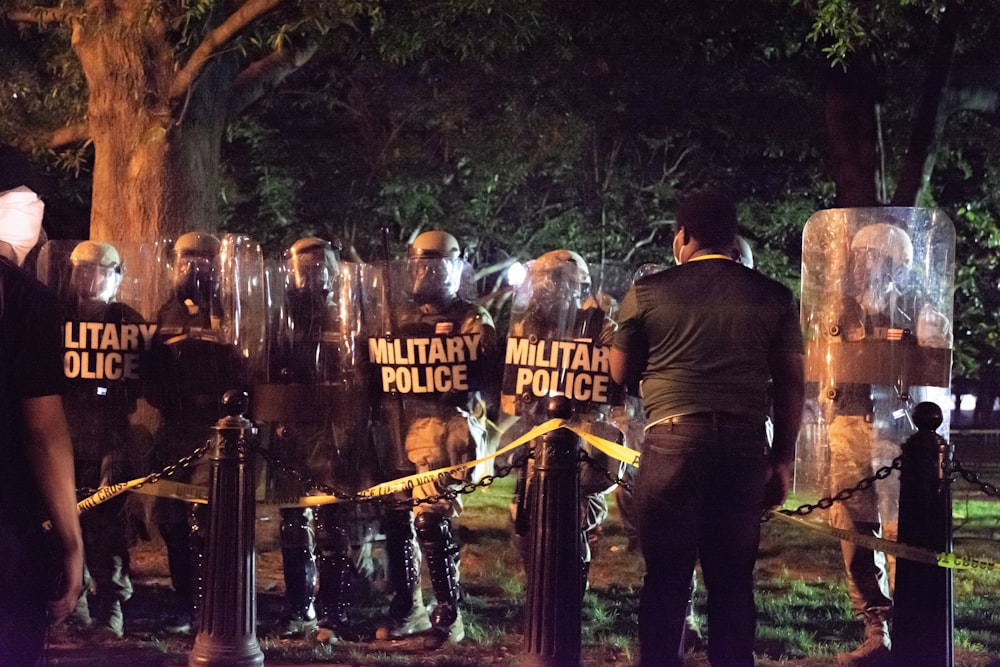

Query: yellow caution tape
[
  {"left": 574, "top": 429, "right": 640, "bottom": 468},
  {"left": 267, "top": 419, "right": 567, "bottom": 508},
  {"left": 56, "top": 417, "right": 636, "bottom": 519},
  {"left": 770, "top": 510, "right": 1000, "bottom": 571},
  {"left": 129, "top": 479, "right": 210, "bottom": 504},
  {"left": 43, "top": 478, "right": 209, "bottom": 531}
]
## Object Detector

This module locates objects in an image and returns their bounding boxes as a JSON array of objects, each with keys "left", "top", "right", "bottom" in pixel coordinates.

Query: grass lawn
[{"left": 43, "top": 473, "right": 1000, "bottom": 666}]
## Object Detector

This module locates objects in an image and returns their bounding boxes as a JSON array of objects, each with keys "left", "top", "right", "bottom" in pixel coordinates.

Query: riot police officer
[
  {"left": 825, "top": 223, "right": 910, "bottom": 665},
  {"left": 501, "top": 249, "right": 625, "bottom": 591},
  {"left": 258, "top": 237, "right": 377, "bottom": 641},
  {"left": 801, "top": 211, "right": 955, "bottom": 667},
  {"left": 144, "top": 232, "right": 247, "bottom": 634},
  {"left": 61, "top": 241, "right": 143, "bottom": 638},
  {"left": 370, "top": 230, "right": 497, "bottom": 648}
]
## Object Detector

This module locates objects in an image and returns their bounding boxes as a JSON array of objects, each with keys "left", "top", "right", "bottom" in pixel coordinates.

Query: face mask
[
  {"left": 0, "top": 186, "right": 43, "bottom": 266},
  {"left": 672, "top": 229, "right": 684, "bottom": 265}
]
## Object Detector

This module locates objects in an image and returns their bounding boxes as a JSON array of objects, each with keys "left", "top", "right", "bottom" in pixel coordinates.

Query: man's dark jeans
[{"left": 635, "top": 415, "right": 768, "bottom": 667}]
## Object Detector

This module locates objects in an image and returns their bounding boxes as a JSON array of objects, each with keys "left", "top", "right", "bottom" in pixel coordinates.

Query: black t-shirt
[
  {"left": 615, "top": 257, "right": 803, "bottom": 423},
  {"left": 0, "top": 259, "right": 66, "bottom": 529}
]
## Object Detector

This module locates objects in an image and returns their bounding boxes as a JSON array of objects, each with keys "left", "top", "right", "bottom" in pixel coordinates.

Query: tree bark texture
[
  {"left": 825, "top": 51, "right": 882, "bottom": 209},
  {"left": 71, "top": 2, "right": 235, "bottom": 243}
]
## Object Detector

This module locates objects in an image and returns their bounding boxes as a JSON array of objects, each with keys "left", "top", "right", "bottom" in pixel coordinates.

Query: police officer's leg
[
  {"left": 414, "top": 506, "right": 464, "bottom": 647},
  {"left": 188, "top": 501, "right": 208, "bottom": 631},
  {"left": 277, "top": 507, "right": 318, "bottom": 636},
  {"left": 157, "top": 500, "right": 195, "bottom": 634},
  {"left": 579, "top": 491, "right": 608, "bottom": 594},
  {"left": 829, "top": 416, "right": 892, "bottom": 665},
  {"left": 375, "top": 507, "right": 430, "bottom": 639},
  {"left": 314, "top": 504, "right": 363, "bottom": 643},
  {"left": 85, "top": 494, "right": 132, "bottom": 637}
]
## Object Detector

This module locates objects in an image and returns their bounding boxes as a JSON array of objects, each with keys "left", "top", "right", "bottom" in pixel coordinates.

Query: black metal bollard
[
  {"left": 189, "top": 390, "right": 264, "bottom": 667},
  {"left": 522, "top": 396, "right": 582, "bottom": 667},
  {"left": 891, "top": 401, "right": 954, "bottom": 667}
]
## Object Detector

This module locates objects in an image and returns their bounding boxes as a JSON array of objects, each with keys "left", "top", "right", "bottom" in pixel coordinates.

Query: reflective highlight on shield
[{"left": 796, "top": 208, "right": 955, "bottom": 528}]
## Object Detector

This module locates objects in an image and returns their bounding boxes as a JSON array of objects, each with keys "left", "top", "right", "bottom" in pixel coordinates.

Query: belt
[{"left": 648, "top": 412, "right": 762, "bottom": 431}]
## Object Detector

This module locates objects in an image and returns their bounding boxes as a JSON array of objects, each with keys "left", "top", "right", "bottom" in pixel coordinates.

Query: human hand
[
  {"left": 48, "top": 549, "right": 84, "bottom": 625},
  {"left": 762, "top": 461, "right": 791, "bottom": 510}
]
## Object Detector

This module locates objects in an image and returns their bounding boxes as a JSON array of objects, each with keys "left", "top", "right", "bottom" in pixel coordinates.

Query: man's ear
[{"left": 681, "top": 228, "right": 689, "bottom": 245}]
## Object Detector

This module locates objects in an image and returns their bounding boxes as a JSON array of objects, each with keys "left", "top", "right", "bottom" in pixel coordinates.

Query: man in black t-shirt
[{"left": 612, "top": 191, "right": 804, "bottom": 667}]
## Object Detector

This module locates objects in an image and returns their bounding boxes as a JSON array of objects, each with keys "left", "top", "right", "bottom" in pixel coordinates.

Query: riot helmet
[
  {"left": 632, "top": 262, "right": 667, "bottom": 283},
  {"left": 286, "top": 237, "right": 339, "bottom": 296},
  {"left": 407, "top": 230, "right": 463, "bottom": 304},
  {"left": 172, "top": 231, "right": 221, "bottom": 303},
  {"left": 849, "top": 223, "right": 913, "bottom": 316},
  {"left": 70, "top": 240, "right": 122, "bottom": 303},
  {"left": 529, "top": 249, "right": 591, "bottom": 306}
]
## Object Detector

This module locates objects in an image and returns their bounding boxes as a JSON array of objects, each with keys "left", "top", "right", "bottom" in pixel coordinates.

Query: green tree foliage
[{"left": 3, "top": 0, "right": 1000, "bottom": 381}]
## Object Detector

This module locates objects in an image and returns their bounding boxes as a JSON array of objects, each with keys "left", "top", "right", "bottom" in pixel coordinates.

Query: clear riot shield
[
  {"left": 253, "top": 256, "right": 374, "bottom": 495},
  {"left": 36, "top": 240, "right": 155, "bottom": 485},
  {"left": 501, "top": 258, "right": 623, "bottom": 417},
  {"left": 798, "top": 208, "right": 955, "bottom": 529},
  {"left": 142, "top": 232, "right": 265, "bottom": 468},
  {"left": 365, "top": 256, "right": 494, "bottom": 482},
  {"left": 501, "top": 257, "right": 626, "bottom": 495}
]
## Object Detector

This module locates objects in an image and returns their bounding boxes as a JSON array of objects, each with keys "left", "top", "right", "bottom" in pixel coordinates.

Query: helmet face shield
[
  {"left": 408, "top": 255, "right": 461, "bottom": 302},
  {"left": 172, "top": 252, "right": 219, "bottom": 302},
  {"left": 71, "top": 261, "right": 121, "bottom": 303},
  {"left": 406, "top": 230, "right": 462, "bottom": 304},
  {"left": 529, "top": 249, "right": 591, "bottom": 307},
  {"left": 288, "top": 253, "right": 335, "bottom": 295},
  {"left": 284, "top": 239, "right": 339, "bottom": 315},
  {"left": 850, "top": 247, "right": 906, "bottom": 316}
]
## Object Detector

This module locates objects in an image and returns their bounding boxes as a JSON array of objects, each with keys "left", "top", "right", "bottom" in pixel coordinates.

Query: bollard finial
[
  {"left": 912, "top": 401, "right": 943, "bottom": 432},
  {"left": 222, "top": 389, "right": 250, "bottom": 417},
  {"left": 547, "top": 395, "right": 573, "bottom": 419}
]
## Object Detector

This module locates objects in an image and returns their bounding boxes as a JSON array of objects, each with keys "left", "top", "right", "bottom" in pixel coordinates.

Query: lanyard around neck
[{"left": 687, "top": 253, "right": 732, "bottom": 262}]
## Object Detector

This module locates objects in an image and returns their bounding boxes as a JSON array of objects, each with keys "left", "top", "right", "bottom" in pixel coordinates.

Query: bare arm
[
  {"left": 763, "top": 351, "right": 806, "bottom": 508},
  {"left": 609, "top": 347, "right": 631, "bottom": 387},
  {"left": 22, "top": 394, "right": 84, "bottom": 624}
]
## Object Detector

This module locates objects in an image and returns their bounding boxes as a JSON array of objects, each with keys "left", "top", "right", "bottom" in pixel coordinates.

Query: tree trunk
[
  {"left": 890, "top": 4, "right": 961, "bottom": 207},
  {"left": 72, "top": 5, "right": 232, "bottom": 243},
  {"left": 825, "top": 50, "right": 882, "bottom": 208}
]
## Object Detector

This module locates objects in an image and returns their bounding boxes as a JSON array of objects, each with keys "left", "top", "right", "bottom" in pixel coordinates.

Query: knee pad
[
  {"left": 280, "top": 508, "right": 315, "bottom": 550},
  {"left": 383, "top": 509, "right": 415, "bottom": 541},
  {"left": 316, "top": 522, "right": 351, "bottom": 558},
  {"left": 414, "top": 512, "right": 452, "bottom": 545}
]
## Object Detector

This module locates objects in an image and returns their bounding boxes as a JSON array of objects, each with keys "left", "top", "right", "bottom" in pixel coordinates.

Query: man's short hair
[{"left": 675, "top": 190, "right": 738, "bottom": 249}]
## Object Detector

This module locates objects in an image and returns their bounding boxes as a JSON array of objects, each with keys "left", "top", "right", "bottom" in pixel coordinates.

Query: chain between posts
[
  {"left": 261, "top": 445, "right": 637, "bottom": 510},
  {"left": 770, "top": 454, "right": 903, "bottom": 520},
  {"left": 579, "top": 449, "right": 634, "bottom": 493},
  {"left": 73, "top": 436, "right": 1000, "bottom": 511},
  {"left": 257, "top": 447, "right": 522, "bottom": 510},
  {"left": 132, "top": 439, "right": 214, "bottom": 489},
  {"left": 950, "top": 457, "right": 1000, "bottom": 499},
  {"left": 772, "top": 451, "right": 1000, "bottom": 523}
]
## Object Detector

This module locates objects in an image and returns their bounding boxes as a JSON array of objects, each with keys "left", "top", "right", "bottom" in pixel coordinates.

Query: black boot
[
  {"left": 375, "top": 510, "right": 429, "bottom": 640},
  {"left": 157, "top": 520, "right": 194, "bottom": 634},
  {"left": 314, "top": 514, "right": 366, "bottom": 643},
  {"left": 415, "top": 512, "right": 464, "bottom": 648},
  {"left": 277, "top": 509, "right": 318, "bottom": 637}
]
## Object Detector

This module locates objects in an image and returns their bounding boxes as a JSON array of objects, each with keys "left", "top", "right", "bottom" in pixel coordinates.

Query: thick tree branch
[
  {"left": 890, "top": 4, "right": 961, "bottom": 206},
  {"left": 951, "top": 86, "right": 1000, "bottom": 116},
  {"left": 226, "top": 40, "right": 319, "bottom": 118},
  {"left": 47, "top": 122, "right": 91, "bottom": 149},
  {"left": 169, "top": 0, "right": 285, "bottom": 101},
  {"left": 2, "top": 7, "right": 79, "bottom": 25}
]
